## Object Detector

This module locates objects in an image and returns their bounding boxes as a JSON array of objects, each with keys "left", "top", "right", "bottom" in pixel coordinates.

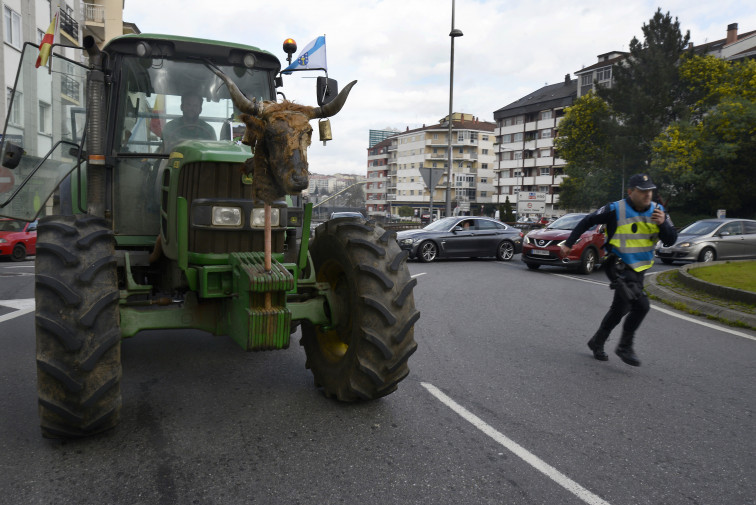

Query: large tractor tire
[
  {"left": 301, "top": 218, "right": 419, "bottom": 401},
  {"left": 35, "top": 215, "right": 121, "bottom": 438}
]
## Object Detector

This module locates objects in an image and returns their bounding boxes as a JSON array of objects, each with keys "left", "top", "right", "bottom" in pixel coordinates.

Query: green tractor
[{"left": 0, "top": 34, "right": 418, "bottom": 438}]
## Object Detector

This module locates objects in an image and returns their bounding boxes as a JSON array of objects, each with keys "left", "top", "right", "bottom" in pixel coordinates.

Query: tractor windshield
[{"left": 115, "top": 56, "right": 273, "bottom": 155}]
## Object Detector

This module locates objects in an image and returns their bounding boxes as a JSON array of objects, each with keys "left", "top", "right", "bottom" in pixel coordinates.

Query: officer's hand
[
  {"left": 559, "top": 244, "right": 572, "bottom": 257},
  {"left": 651, "top": 207, "right": 665, "bottom": 225}
]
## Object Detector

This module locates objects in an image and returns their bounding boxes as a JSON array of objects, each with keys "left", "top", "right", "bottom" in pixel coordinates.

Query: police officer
[{"left": 559, "top": 174, "right": 677, "bottom": 366}]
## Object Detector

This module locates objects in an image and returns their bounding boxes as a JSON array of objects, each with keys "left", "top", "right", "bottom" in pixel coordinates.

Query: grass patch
[
  {"left": 687, "top": 261, "right": 756, "bottom": 293},
  {"left": 654, "top": 270, "right": 756, "bottom": 315}
]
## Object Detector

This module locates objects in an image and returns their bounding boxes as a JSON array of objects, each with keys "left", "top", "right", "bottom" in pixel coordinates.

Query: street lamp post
[{"left": 445, "top": 0, "right": 463, "bottom": 217}]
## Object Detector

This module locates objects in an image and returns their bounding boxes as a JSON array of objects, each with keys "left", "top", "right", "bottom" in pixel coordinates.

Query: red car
[
  {"left": 0, "top": 218, "right": 38, "bottom": 261},
  {"left": 521, "top": 213, "right": 606, "bottom": 274}
]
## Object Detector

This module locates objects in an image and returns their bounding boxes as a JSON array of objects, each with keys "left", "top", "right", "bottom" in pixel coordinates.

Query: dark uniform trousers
[{"left": 598, "top": 269, "right": 650, "bottom": 338}]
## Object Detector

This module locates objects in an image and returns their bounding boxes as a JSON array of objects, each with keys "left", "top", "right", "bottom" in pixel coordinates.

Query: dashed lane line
[{"left": 422, "top": 382, "right": 612, "bottom": 505}]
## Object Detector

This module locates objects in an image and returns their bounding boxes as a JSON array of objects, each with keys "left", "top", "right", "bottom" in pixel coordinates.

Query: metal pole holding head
[{"left": 445, "top": 0, "right": 463, "bottom": 217}]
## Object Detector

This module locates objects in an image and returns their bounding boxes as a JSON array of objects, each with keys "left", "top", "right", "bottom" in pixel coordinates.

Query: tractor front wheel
[
  {"left": 35, "top": 215, "right": 121, "bottom": 438},
  {"left": 301, "top": 218, "right": 419, "bottom": 401}
]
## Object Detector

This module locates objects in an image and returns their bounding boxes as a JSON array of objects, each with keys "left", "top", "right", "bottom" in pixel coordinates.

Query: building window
[
  {"left": 4, "top": 6, "right": 22, "bottom": 49},
  {"left": 538, "top": 186, "right": 549, "bottom": 193},
  {"left": 541, "top": 129, "right": 552, "bottom": 139},
  {"left": 480, "top": 178, "right": 487, "bottom": 184},
  {"left": 433, "top": 133, "right": 438, "bottom": 139},
  {"left": 482, "top": 135, "right": 489, "bottom": 141},
  {"left": 515, "top": 116, "right": 524, "bottom": 124},
  {"left": 540, "top": 110, "right": 552, "bottom": 120},
  {"left": 6, "top": 88, "right": 22, "bottom": 125},
  {"left": 480, "top": 191, "right": 487, "bottom": 197},
  {"left": 39, "top": 102, "right": 51, "bottom": 133},
  {"left": 482, "top": 149, "right": 488, "bottom": 155},
  {"left": 514, "top": 151, "right": 522, "bottom": 160},
  {"left": 540, "top": 167, "right": 550, "bottom": 176},
  {"left": 597, "top": 66, "right": 612, "bottom": 82},
  {"left": 513, "top": 132, "right": 523, "bottom": 142},
  {"left": 580, "top": 74, "right": 592, "bottom": 86},
  {"left": 513, "top": 170, "right": 522, "bottom": 177},
  {"left": 501, "top": 134, "right": 512, "bottom": 143},
  {"left": 482, "top": 163, "right": 488, "bottom": 169}
]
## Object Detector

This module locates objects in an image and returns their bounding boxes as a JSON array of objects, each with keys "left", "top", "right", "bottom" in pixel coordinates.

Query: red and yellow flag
[
  {"left": 36, "top": 12, "right": 58, "bottom": 69},
  {"left": 149, "top": 95, "right": 166, "bottom": 136}
]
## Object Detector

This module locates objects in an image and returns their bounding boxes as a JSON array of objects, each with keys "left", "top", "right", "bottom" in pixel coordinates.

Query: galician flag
[
  {"left": 36, "top": 11, "right": 59, "bottom": 69},
  {"left": 282, "top": 36, "right": 327, "bottom": 74}
]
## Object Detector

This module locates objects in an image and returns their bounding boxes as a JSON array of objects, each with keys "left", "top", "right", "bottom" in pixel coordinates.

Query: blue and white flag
[{"left": 282, "top": 36, "right": 327, "bottom": 74}]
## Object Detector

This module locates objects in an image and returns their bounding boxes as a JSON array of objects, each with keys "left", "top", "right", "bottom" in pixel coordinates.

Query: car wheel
[
  {"left": 418, "top": 241, "right": 438, "bottom": 263},
  {"left": 661, "top": 258, "right": 674, "bottom": 265},
  {"left": 578, "top": 248, "right": 597, "bottom": 274},
  {"left": 496, "top": 240, "right": 515, "bottom": 261},
  {"left": 11, "top": 244, "right": 26, "bottom": 261},
  {"left": 698, "top": 247, "right": 716, "bottom": 263},
  {"left": 525, "top": 263, "right": 540, "bottom": 270}
]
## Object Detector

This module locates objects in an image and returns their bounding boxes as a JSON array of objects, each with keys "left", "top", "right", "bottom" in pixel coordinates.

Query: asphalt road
[{"left": 1, "top": 256, "right": 754, "bottom": 505}]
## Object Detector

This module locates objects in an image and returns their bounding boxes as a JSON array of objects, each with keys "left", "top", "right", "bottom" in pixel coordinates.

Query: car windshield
[
  {"left": 424, "top": 217, "right": 457, "bottom": 231},
  {"left": 0, "top": 219, "right": 24, "bottom": 231},
  {"left": 547, "top": 214, "right": 585, "bottom": 230},
  {"left": 679, "top": 221, "right": 721, "bottom": 235}
]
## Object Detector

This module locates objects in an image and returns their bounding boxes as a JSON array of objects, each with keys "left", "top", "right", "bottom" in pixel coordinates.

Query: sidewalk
[{"left": 645, "top": 263, "right": 756, "bottom": 331}]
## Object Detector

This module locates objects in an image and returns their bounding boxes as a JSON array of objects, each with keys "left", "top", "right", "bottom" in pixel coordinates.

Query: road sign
[
  {"left": 419, "top": 167, "right": 443, "bottom": 192},
  {"left": 522, "top": 192, "right": 547, "bottom": 202},
  {"left": 0, "top": 166, "right": 14, "bottom": 193},
  {"left": 517, "top": 200, "right": 545, "bottom": 213}
]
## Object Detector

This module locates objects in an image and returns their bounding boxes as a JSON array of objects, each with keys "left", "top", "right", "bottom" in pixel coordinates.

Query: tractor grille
[{"left": 177, "top": 161, "right": 284, "bottom": 254}]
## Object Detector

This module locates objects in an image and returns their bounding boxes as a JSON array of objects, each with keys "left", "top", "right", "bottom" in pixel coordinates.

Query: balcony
[
  {"left": 61, "top": 74, "right": 81, "bottom": 103},
  {"left": 59, "top": 9, "right": 79, "bottom": 41},
  {"left": 84, "top": 2, "right": 105, "bottom": 23}
]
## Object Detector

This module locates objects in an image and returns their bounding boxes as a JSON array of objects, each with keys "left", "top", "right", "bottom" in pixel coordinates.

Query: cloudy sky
[{"left": 123, "top": 0, "right": 755, "bottom": 175}]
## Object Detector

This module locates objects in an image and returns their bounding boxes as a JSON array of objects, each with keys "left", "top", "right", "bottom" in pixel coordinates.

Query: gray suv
[{"left": 655, "top": 218, "right": 756, "bottom": 264}]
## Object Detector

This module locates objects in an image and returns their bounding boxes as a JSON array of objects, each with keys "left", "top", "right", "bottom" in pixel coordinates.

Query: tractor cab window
[{"left": 116, "top": 56, "right": 273, "bottom": 155}]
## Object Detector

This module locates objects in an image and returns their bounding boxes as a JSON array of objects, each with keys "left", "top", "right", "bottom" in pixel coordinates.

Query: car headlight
[
  {"left": 557, "top": 238, "right": 581, "bottom": 247},
  {"left": 211, "top": 206, "right": 242, "bottom": 227},
  {"left": 251, "top": 207, "right": 280, "bottom": 227},
  {"left": 0, "top": 238, "right": 7, "bottom": 243},
  {"left": 524, "top": 236, "right": 531, "bottom": 244},
  {"left": 678, "top": 242, "right": 692, "bottom": 248},
  {"left": 398, "top": 238, "right": 415, "bottom": 246}
]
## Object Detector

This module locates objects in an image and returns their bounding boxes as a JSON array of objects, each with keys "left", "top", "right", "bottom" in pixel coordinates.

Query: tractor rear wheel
[
  {"left": 302, "top": 218, "right": 419, "bottom": 401},
  {"left": 35, "top": 215, "right": 121, "bottom": 438}
]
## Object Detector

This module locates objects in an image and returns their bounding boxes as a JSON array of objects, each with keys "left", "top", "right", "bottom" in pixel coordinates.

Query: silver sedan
[{"left": 655, "top": 218, "right": 756, "bottom": 264}]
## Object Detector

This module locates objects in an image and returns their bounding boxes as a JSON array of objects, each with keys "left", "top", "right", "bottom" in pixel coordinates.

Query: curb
[
  {"left": 678, "top": 261, "right": 756, "bottom": 305},
  {"left": 645, "top": 270, "right": 756, "bottom": 330}
]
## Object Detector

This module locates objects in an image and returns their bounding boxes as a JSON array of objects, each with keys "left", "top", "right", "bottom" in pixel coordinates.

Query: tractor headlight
[
  {"left": 212, "top": 206, "right": 242, "bottom": 227},
  {"left": 251, "top": 208, "right": 280, "bottom": 227}
]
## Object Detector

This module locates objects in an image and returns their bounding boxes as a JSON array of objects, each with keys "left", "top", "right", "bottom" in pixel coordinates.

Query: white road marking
[
  {"left": 552, "top": 272, "right": 756, "bottom": 341},
  {"left": 649, "top": 304, "right": 756, "bottom": 341},
  {"left": 0, "top": 298, "right": 35, "bottom": 323},
  {"left": 421, "top": 382, "right": 612, "bottom": 505},
  {"left": 411, "top": 272, "right": 426, "bottom": 278}
]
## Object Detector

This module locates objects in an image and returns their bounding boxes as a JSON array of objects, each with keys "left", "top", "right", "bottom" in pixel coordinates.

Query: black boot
[
  {"left": 615, "top": 331, "right": 641, "bottom": 366},
  {"left": 587, "top": 330, "right": 609, "bottom": 361}
]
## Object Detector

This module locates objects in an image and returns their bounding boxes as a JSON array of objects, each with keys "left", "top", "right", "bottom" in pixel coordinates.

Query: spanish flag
[
  {"left": 149, "top": 95, "right": 166, "bottom": 137},
  {"left": 36, "top": 12, "right": 58, "bottom": 69}
]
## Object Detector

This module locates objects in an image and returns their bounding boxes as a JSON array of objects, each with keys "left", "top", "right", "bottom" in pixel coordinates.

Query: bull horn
[
  {"left": 211, "top": 66, "right": 263, "bottom": 116},
  {"left": 310, "top": 80, "right": 358, "bottom": 119}
]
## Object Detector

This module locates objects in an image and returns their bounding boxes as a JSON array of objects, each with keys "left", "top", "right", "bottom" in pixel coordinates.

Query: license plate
[{"left": 532, "top": 249, "right": 550, "bottom": 256}]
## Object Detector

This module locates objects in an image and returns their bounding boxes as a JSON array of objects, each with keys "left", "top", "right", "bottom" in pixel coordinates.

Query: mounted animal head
[{"left": 212, "top": 68, "right": 356, "bottom": 203}]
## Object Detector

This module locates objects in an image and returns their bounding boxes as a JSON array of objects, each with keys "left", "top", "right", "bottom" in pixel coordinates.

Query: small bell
[{"left": 318, "top": 118, "right": 332, "bottom": 145}]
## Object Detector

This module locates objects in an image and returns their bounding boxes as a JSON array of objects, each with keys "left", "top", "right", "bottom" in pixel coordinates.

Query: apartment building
[
  {"left": 366, "top": 136, "right": 390, "bottom": 217},
  {"left": 373, "top": 113, "right": 495, "bottom": 218},
  {"left": 493, "top": 76, "right": 576, "bottom": 217}
]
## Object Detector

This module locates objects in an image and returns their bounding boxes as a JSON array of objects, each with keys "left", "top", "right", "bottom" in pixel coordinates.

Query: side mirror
[
  {"left": 453, "top": 226, "right": 463, "bottom": 232},
  {"left": 2, "top": 142, "right": 24, "bottom": 169},
  {"left": 718, "top": 231, "right": 730, "bottom": 237},
  {"left": 316, "top": 77, "right": 339, "bottom": 106}
]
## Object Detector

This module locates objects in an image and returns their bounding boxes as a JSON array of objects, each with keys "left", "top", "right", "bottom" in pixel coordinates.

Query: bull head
[{"left": 212, "top": 67, "right": 356, "bottom": 203}]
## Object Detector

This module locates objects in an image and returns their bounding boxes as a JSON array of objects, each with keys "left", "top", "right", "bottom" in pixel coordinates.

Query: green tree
[
  {"left": 557, "top": 9, "right": 690, "bottom": 208},
  {"left": 503, "top": 196, "right": 514, "bottom": 221},
  {"left": 652, "top": 57, "right": 756, "bottom": 217},
  {"left": 398, "top": 205, "right": 413, "bottom": 218},
  {"left": 554, "top": 93, "right": 618, "bottom": 209}
]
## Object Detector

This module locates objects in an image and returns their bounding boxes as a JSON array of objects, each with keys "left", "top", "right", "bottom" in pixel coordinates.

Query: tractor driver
[{"left": 162, "top": 94, "right": 217, "bottom": 152}]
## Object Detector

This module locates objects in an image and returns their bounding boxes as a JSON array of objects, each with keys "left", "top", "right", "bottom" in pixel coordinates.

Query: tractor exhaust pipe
[{"left": 83, "top": 36, "right": 106, "bottom": 217}]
